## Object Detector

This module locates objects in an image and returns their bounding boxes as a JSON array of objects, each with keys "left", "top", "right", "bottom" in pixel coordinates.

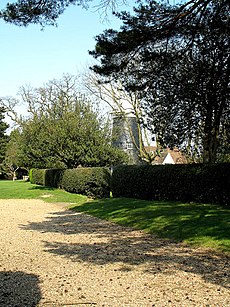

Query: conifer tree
[{"left": 90, "top": 0, "right": 230, "bottom": 163}]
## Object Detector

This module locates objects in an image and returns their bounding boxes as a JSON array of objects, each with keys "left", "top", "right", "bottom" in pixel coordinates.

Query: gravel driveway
[{"left": 0, "top": 199, "right": 229, "bottom": 306}]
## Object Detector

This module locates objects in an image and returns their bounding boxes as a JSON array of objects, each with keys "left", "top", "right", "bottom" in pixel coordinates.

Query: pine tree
[{"left": 90, "top": 0, "right": 230, "bottom": 163}]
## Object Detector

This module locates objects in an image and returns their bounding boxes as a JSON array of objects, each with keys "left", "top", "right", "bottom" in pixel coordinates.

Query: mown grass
[
  {"left": 0, "top": 180, "right": 229, "bottom": 253},
  {"left": 0, "top": 180, "right": 87, "bottom": 205},
  {"left": 71, "top": 198, "right": 230, "bottom": 253}
]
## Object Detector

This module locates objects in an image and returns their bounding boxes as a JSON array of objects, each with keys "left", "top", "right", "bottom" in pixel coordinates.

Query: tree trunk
[{"left": 203, "top": 117, "right": 219, "bottom": 164}]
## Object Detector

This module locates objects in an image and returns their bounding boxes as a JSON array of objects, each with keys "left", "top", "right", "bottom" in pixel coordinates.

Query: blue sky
[{"left": 0, "top": 1, "right": 131, "bottom": 98}]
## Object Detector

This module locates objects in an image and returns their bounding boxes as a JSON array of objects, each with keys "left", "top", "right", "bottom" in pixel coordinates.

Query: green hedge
[
  {"left": 30, "top": 168, "right": 46, "bottom": 185},
  {"left": 29, "top": 167, "right": 110, "bottom": 199},
  {"left": 30, "top": 164, "right": 230, "bottom": 204},
  {"left": 44, "top": 169, "right": 64, "bottom": 188},
  {"left": 60, "top": 168, "right": 110, "bottom": 198},
  {"left": 111, "top": 163, "right": 230, "bottom": 206}
]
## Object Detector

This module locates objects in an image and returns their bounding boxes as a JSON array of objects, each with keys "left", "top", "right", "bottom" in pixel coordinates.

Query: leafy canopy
[
  {"left": 4, "top": 75, "right": 127, "bottom": 169},
  {"left": 90, "top": 0, "right": 230, "bottom": 163}
]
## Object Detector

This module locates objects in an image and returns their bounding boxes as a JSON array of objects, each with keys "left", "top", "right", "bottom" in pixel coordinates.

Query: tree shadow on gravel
[
  {"left": 0, "top": 271, "right": 41, "bottom": 307},
  {"left": 20, "top": 208, "right": 230, "bottom": 289}
]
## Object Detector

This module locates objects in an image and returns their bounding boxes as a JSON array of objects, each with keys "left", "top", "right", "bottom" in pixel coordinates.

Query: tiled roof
[{"left": 144, "top": 146, "right": 187, "bottom": 164}]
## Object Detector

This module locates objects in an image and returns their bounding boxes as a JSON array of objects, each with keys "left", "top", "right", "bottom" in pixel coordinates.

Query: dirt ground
[{"left": 0, "top": 199, "right": 229, "bottom": 306}]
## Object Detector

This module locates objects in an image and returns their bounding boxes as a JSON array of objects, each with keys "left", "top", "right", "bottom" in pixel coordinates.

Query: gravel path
[{"left": 0, "top": 199, "right": 229, "bottom": 307}]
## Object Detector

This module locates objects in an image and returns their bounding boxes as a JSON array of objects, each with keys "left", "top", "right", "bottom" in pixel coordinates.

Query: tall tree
[
  {"left": 3, "top": 75, "right": 127, "bottom": 169},
  {"left": 90, "top": 0, "right": 230, "bottom": 163}
]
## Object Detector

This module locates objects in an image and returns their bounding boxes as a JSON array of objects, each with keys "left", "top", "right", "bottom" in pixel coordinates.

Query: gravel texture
[{"left": 0, "top": 199, "right": 229, "bottom": 307}]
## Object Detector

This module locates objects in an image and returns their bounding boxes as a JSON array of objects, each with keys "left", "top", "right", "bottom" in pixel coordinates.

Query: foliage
[
  {"left": 30, "top": 168, "right": 64, "bottom": 188},
  {"left": 43, "top": 168, "right": 64, "bottom": 188},
  {"left": 0, "top": 0, "right": 124, "bottom": 26},
  {"left": 111, "top": 164, "right": 230, "bottom": 205},
  {"left": 29, "top": 168, "right": 34, "bottom": 183},
  {"left": 0, "top": 0, "right": 218, "bottom": 27},
  {"left": 30, "top": 168, "right": 47, "bottom": 186},
  {"left": 30, "top": 167, "right": 111, "bottom": 198},
  {"left": 90, "top": 0, "right": 230, "bottom": 163},
  {"left": 3, "top": 129, "right": 25, "bottom": 177},
  {"left": 3, "top": 75, "right": 127, "bottom": 169},
  {"left": 0, "top": 107, "right": 9, "bottom": 164},
  {"left": 60, "top": 167, "right": 111, "bottom": 198}
]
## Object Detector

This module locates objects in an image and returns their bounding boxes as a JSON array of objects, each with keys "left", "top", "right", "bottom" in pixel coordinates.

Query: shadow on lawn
[
  {"left": 20, "top": 198, "right": 230, "bottom": 289},
  {"left": 0, "top": 271, "right": 41, "bottom": 306},
  {"left": 29, "top": 186, "right": 56, "bottom": 191}
]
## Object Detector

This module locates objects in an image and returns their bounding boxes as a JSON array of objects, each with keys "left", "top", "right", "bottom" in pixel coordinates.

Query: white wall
[{"left": 162, "top": 153, "right": 175, "bottom": 164}]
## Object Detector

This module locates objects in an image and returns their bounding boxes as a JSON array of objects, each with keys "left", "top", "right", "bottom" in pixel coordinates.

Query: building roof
[{"left": 144, "top": 146, "right": 187, "bottom": 164}]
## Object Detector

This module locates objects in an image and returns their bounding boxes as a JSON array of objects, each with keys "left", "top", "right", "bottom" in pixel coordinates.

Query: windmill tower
[{"left": 112, "top": 112, "right": 141, "bottom": 164}]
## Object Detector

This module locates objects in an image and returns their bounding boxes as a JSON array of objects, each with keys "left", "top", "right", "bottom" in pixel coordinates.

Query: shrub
[
  {"left": 60, "top": 167, "right": 111, "bottom": 198},
  {"left": 30, "top": 168, "right": 46, "bottom": 185},
  {"left": 111, "top": 163, "right": 230, "bottom": 206},
  {"left": 29, "top": 167, "right": 111, "bottom": 198},
  {"left": 44, "top": 169, "right": 64, "bottom": 188}
]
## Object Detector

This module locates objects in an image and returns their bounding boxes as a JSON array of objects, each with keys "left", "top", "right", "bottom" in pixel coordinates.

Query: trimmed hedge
[
  {"left": 111, "top": 163, "right": 230, "bottom": 206},
  {"left": 30, "top": 168, "right": 47, "bottom": 185},
  {"left": 60, "top": 168, "right": 110, "bottom": 198},
  {"left": 30, "top": 164, "right": 230, "bottom": 204},
  {"left": 30, "top": 168, "right": 65, "bottom": 187},
  {"left": 44, "top": 168, "right": 64, "bottom": 188},
  {"left": 29, "top": 167, "right": 110, "bottom": 199}
]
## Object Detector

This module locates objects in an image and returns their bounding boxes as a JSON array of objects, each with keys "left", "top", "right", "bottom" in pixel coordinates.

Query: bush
[
  {"left": 29, "top": 167, "right": 111, "bottom": 198},
  {"left": 60, "top": 167, "right": 111, "bottom": 198},
  {"left": 111, "top": 163, "right": 230, "bottom": 206},
  {"left": 44, "top": 169, "right": 64, "bottom": 188},
  {"left": 30, "top": 168, "right": 46, "bottom": 185}
]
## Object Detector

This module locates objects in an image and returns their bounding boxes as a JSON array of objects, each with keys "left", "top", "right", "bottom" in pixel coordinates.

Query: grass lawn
[
  {"left": 0, "top": 180, "right": 229, "bottom": 253},
  {"left": 0, "top": 180, "right": 87, "bottom": 205}
]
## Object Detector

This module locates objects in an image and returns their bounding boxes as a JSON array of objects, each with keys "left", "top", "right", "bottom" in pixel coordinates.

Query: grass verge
[{"left": 0, "top": 180, "right": 229, "bottom": 253}]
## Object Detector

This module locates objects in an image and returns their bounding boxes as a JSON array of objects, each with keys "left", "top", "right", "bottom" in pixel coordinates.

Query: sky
[{"left": 0, "top": 1, "right": 132, "bottom": 99}]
